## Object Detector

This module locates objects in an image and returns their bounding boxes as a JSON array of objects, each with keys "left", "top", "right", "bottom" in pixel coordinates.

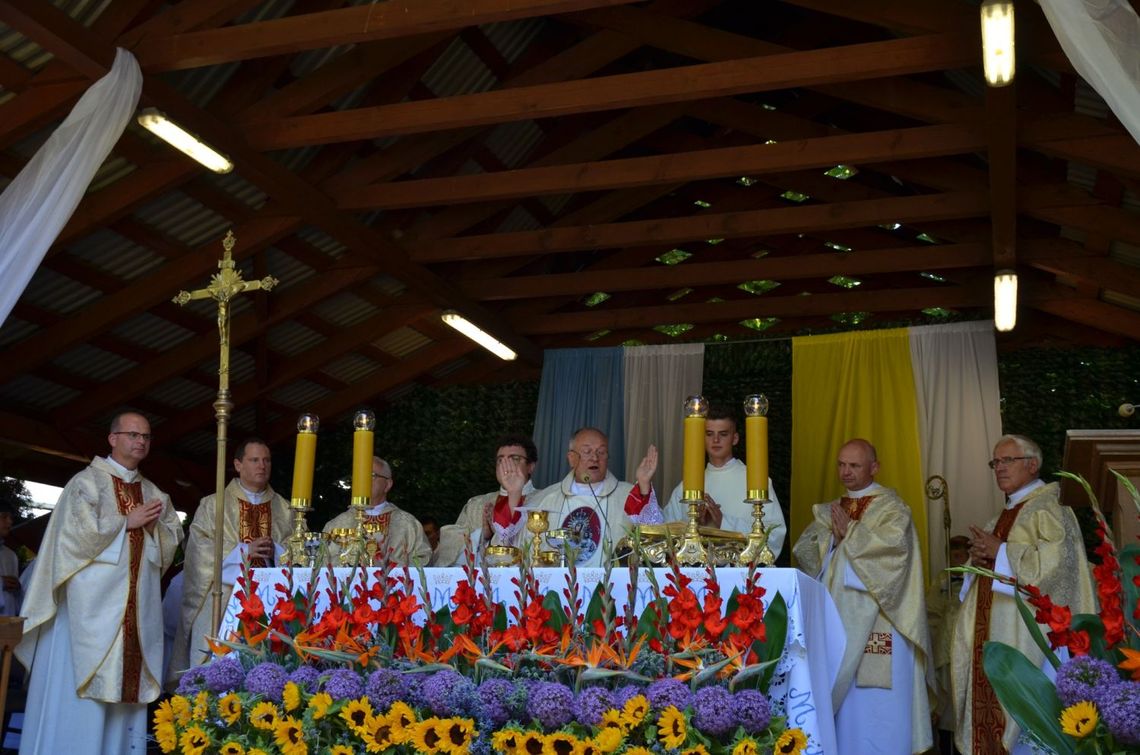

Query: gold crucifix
[{"left": 174, "top": 230, "right": 278, "bottom": 635}]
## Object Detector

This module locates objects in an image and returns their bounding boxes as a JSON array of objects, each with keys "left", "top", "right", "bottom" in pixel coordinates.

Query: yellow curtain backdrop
[{"left": 790, "top": 328, "right": 928, "bottom": 573}]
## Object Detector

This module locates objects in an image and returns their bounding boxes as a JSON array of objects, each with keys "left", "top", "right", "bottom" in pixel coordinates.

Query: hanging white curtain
[
  {"left": 1038, "top": 0, "right": 1140, "bottom": 146},
  {"left": 0, "top": 48, "right": 142, "bottom": 328},
  {"left": 623, "top": 344, "right": 705, "bottom": 501},
  {"left": 908, "top": 321, "right": 1005, "bottom": 583}
]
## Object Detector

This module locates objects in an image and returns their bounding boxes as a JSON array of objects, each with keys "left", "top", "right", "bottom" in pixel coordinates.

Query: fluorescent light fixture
[
  {"left": 440, "top": 311, "right": 517, "bottom": 360},
  {"left": 994, "top": 270, "right": 1018, "bottom": 332},
  {"left": 980, "top": 1, "right": 1015, "bottom": 87},
  {"left": 137, "top": 108, "right": 233, "bottom": 173}
]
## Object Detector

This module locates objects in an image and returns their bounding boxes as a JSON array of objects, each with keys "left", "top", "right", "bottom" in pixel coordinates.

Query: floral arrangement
[
  {"left": 156, "top": 549, "right": 808, "bottom": 755},
  {"left": 965, "top": 471, "right": 1140, "bottom": 754}
]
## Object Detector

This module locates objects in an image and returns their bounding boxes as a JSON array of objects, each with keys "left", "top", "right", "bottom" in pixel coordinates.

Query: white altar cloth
[{"left": 216, "top": 567, "right": 843, "bottom": 754}]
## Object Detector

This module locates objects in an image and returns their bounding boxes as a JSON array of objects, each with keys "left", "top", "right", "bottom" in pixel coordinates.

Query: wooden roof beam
[
  {"left": 986, "top": 83, "right": 1017, "bottom": 271},
  {"left": 1031, "top": 297, "right": 1140, "bottom": 342}
]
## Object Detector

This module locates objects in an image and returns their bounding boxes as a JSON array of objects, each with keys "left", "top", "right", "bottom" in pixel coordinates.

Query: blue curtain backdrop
[{"left": 531, "top": 347, "right": 626, "bottom": 488}]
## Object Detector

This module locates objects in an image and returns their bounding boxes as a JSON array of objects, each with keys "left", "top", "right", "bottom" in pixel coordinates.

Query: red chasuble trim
[
  {"left": 112, "top": 476, "right": 145, "bottom": 704},
  {"left": 623, "top": 487, "right": 651, "bottom": 516},
  {"left": 492, "top": 494, "right": 523, "bottom": 529},
  {"left": 238, "top": 499, "right": 272, "bottom": 568}
]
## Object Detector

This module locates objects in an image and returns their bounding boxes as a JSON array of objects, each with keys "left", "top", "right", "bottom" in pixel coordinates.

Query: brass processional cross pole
[{"left": 173, "top": 231, "right": 278, "bottom": 634}]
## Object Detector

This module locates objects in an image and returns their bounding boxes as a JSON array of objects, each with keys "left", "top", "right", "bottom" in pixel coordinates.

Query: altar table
[{"left": 217, "top": 567, "right": 843, "bottom": 755}]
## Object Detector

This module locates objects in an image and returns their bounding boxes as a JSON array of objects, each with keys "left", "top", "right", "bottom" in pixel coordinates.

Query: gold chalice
[
  {"left": 484, "top": 545, "right": 521, "bottom": 567},
  {"left": 526, "top": 510, "right": 549, "bottom": 563}
]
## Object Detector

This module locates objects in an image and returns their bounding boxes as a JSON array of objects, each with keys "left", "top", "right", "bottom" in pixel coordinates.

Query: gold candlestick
[
  {"left": 738, "top": 395, "right": 774, "bottom": 566},
  {"left": 675, "top": 395, "right": 709, "bottom": 566},
  {"left": 344, "top": 409, "right": 375, "bottom": 567},
  {"left": 285, "top": 413, "right": 319, "bottom": 566},
  {"left": 173, "top": 231, "right": 278, "bottom": 631}
]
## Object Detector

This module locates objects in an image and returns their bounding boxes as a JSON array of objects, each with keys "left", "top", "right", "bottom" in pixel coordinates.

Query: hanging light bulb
[
  {"left": 994, "top": 270, "right": 1018, "bottom": 332},
  {"left": 980, "top": 1, "right": 1015, "bottom": 87}
]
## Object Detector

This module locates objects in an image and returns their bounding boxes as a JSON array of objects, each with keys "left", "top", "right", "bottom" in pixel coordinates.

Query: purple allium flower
[
  {"left": 573, "top": 686, "right": 617, "bottom": 726},
  {"left": 420, "top": 670, "right": 469, "bottom": 716},
  {"left": 175, "top": 666, "right": 208, "bottom": 696},
  {"left": 202, "top": 656, "right": 245, "bottom": 693},
  {"left": 1055, "top": 655, "right": 1121, "bottom": 707},
  {"left": 692, "top": 685, "right": 736, "bottom": 737},
  {"left": 323, "top": 668, "right": 365, "bottom": 701},
  {"left": 646, "top": 678, "right": 691, "bottom": 713},
  {"left": 1099, "top": 680, "right": 1140, "bottom": 745},
  {"left": 366, "top": 668, "right": 408, "bottom": 711},
  {"left": 244, "top": 662, "right": 288, "bottom": 702},
  {"left": 479, "top": 679, "right": 526, "bottom": 728},
  {"left": 288, "top": 665, "right": 321, "bottom": 693},
  {"left": 526, "top": 681, "right": 575, "bottom": 731},
  {"left": 734, "top": 689, "right": 771, "bottom": 733},
  {"left": 613, "top": 684, "right": 643, "bottom": 707}
]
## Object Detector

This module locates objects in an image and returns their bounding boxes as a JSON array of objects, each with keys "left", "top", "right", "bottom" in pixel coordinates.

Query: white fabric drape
[
  {"left": 623, "top": 344, "right": 704, "bottom": 500},
  {"left": 0, "top": 48, "right": 142, "bottom": 328},
  {"left": 1038, "top": 0, "right": 1140, "bottom": 146},
  {"left": 908, "top": 321, "right": 1005, "bottom": 584}
]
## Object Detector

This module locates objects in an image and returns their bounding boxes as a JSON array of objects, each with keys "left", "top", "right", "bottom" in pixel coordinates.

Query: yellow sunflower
[
  {"left": 1060, "top": 701, "right": 1099, "bottom": 738},
  {"left": 387, "top": 700, "right": 418, "bottom": 743},
  {"left": 519, "top": 729, "right": 546, "bottom": 755},
  {"left": 219, "top": 743, "right": 246, "bottom": 755},
  {"left": 248, "top": 750, "right": 269, "bottom": 755},
  {"left": 621, "top": 695, "right": 649, "bottom": 728},
  {"left": 774, "top": 728, "right": 809, "bottom": 755},
  {"left": 599, "top": 709, "right": 625, "bottom": 732},
  {"left": 441, "top": 717, "right": 478, "bottom": 753},
  {"left": 191, "top": 690, "right": 210, "bottom": 721},
  {"left": 178, "top": 724, "right": 210, "bottom": 755},
  {"left": 681, "top": 746, "right": 711, "bottom": 755},
  {"left": 623, "top": 747, "right": 654, "bottom": 755},
  {"left": 359, "top": 713, "right": 395, "bottom": 754},
  {"left": 154, "top": 722, "right": 177, "bottom": 754},
  {"left": 274, "top": 714, "right": 308, "bottom": 755},
  {"left": 657, "top": 706, "right": 687, "bottom": 750},
  {"left": 218, "top": 693, "right": 243, "bottom": 725},
  {"left": 283, "top": 681, "right": 302, "bottom": 712},
  {"left": 328, "top": 747, "right": 355, "bottom": 755},
  {"left": 732, "top": 737, "right": 760, "bottom": 755},
  {"left": 575, "top": 739, "right": 602, "bottom": 755},
  {"left": 341, "top": 697, "right": 375, "bottom": 733},
  {"left": 543, "top": 730, "right": 579, "bottom": 755},
  {"left": 154, "top": 698, "right": 176, "bottom": 727},
  {"left": 308, "top": 691, "right": 333, "bottom": 720},
  {"left": 169, "top": 695, "right": 192, "bottom": 725},
  {"left": 592, "top": 727, "right": 624, "bottom": 754},
  {"left": 249, "top": 700, "right": 281, "bottom": 731},
  {"left": 410, "top": 717, "right": 445, "bottom": 753},
  {"left": 491, "top": 727, "right": 524, "bottom": 755}
]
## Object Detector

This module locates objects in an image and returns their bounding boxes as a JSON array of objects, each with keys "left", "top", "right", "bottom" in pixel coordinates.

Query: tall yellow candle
[
  {"left": 743, "top": 394, "right": 769, "bottom": 499},
  {"left": 682, "top": 395, "right": 708, "bottom": 500},
  {"left": 291, "top": 413, "right": 319, "bottom": 504},
  {"left": 351, "top": 409, "right": 375, "bottom": 501}
]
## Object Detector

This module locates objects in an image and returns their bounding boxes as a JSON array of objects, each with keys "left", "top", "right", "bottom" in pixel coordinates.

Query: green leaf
[
  {"left": 542, "top": 591, "right": 568, "bottom": 633},
  {"left": 583, "top": 582, "right": 606, "bottom": 627},
  {"left": 982, "top": 642, "right": 1075, "bottom": 755},
  {"left": 1013, "top": 592, "right": 1061, "bottom": 669},
  {"left": 758, "top": 592, "right": 788, "bottom": 692},
  {"left": 694, "top": 651, "right": 742, "bottom": 687},
  {"left": 493, "top": 603, "right": 508, "bottom": 633},
  {"left": 1111, "top": 469, "right": 1140, "bottom": 517},
  {"left": 729, "top": 658, "right": 779, "bottom": 691},
  {"left": 634, "top": 603, "right": 661, "bottom": 643}
]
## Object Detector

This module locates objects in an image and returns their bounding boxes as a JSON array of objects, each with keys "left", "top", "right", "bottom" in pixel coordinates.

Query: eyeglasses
[
  {"left": 988, "top": 456, "right": 1032, "bottom": 469},
  {"left": 112, "top": 431, "right": 152, "bottom": 442},
  {"left": 497, "top": 454, "right": 528, "bottom": 464},
  {"left": 371, "top": 473, "right": 391, "bottom": 480},
  {"left": 572, "top": 448, "right": 608, "bottom": 460}
]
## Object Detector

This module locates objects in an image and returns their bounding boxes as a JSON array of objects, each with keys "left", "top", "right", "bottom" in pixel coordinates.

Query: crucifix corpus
[{"left": 173, "top": 230, "right": 278, "bottom": 634}]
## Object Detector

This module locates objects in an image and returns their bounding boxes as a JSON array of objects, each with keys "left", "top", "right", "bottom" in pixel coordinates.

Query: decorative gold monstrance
[{"left": 173, "top": 231, "right": 278, "bottom": 634}]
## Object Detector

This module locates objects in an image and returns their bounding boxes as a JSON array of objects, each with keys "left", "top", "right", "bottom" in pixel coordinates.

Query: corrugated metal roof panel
[
  {"left": 52, "top": 344, "right": 135, "bottom": 382},
  {"left": 0, "top": 317, "right": 37, "bottom": 348},
  {"left": 269, "top": 379, "right": 331, "bottom": 408},
  {"left": 1103, "top": 289, "right": 1140, "bottom": 312},
  {"left": 133, "top": 192, "right": 230, "bottom": 248},
  {"left": 214, "top": 172, "right": 269, "bottom": 211},
  {"left": 112, "top": 313, "right": 197, "bottom": 352},
  {"left": 1074, "top": 79, "right": 1109, "bottom": 119},
  {"left": 296, "top": 227, "right": 349, "bottom": 260},
  {"left": 429, "top": 356, "right": 470, "bottom": 379},
  {"left": 0, "top": 375, "right": 81, "bottom": 410},
  {"left": 422, "top": 37, "right": 495, "bottom": 98},
  {"left": 1111, "top": 241, "right": 1140, "bottom": 267},
  {"left": 67, "top": 227, "right": 166, "bottom": 281},
  {"left": 229, "top": 404, "right": 259, "bottom": 435},
  {"left": 20, "top": 267, "right": 101, "bottom": 315},
  {"left": 196, "top": 349, "right": 257, "bottom": 384},
  {"left": 370, "top": 275, "right": 408, "bottom": 297},
  {"left": 322, "top": 353, "right": 381, "bottom": 383},
  {"left": 145, "top": 377, "right": 216, "bottom": 411},
  {"left": 266, "top": 321, "right": 326, "bottom": 357},
  {"left": 1066, "top": 162, "right": 1096, "bottom": 193},
  {"left": 482, "top": 18, "right": 546, "bottom": 65},
  {"left": 265, "top": 247, "right": 316, "bottom": 290},
  {"left": 496, "top": 205, "right": 541, "bottom": 232},
  {"left": 309, "top": 292, "right": 379, "bottom": 327},
  {"left": 484, "top": 120, "right": 543, "bottom": 170},
  {"left": 372, "top": 326, "right": 432, "bottom": 358}
]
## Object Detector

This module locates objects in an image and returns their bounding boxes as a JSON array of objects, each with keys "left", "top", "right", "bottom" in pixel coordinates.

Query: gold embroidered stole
[
  {"left": 238, "top": 499, "right": 272, "bottom": 568},
  {"left": 112, "top": 477, "right": 144, "bottom": 703},
  {"left": 840, "top": 495, "right": 874, "bottom": 522},
  {"left": 843, "top": 494, "right": 894, "bottom": 687},
  {"left": 970, "top": 501, "right": 1025, "bottom": 753}
]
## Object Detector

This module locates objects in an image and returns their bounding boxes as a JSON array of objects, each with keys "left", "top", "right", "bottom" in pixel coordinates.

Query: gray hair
[
  {"left": 372, "top": 456, "right": 393, "bottom": 479},
  {"left": 568, "top": 427, "right": 607, "bottom": 452},
  {"left": 995, "top": 434, "right": 1042, "bottom": 465}
]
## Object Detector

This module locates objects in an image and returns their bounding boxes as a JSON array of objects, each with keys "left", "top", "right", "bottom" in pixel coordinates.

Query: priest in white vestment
[
  {"left": 323, "top": 457, "right": 432, "bottom": 565},
  {"left": 434, "top": 434, "right": 538, "bottom": 566},
  {"left": 527, "top": 427, "right": 662, "bottom": 568},
  {"left": 170, "top": 438, "right": 292, "bottom": 677},
  {"left": 16, "top": 411, "right": 182, "bottom": 755},
  {"left": 0, "top": 504, "right": 22, "bottom": 616},
  {"left": 663, "top": 407, "right": 787, "bottom": 559},
  {"left": 792, "top": 438, "right": 934, "bottom": 755},
  {"left": 951, "top": 434, "right": 1096, "bottom": 755}
]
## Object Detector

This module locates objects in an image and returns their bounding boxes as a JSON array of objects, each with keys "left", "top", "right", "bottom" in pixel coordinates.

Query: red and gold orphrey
[
  {"left": 238, "top": 499, "right": 273, "bottom": 568},
  {"left": 112, "top": 476, "right": 145, "bottom": 703},
  {"left": 839, "top": 495, "right": 875, "bottom": 522}
]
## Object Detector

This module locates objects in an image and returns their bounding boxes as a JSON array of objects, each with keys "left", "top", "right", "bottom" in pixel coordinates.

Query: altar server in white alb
[
  {"left": 792, "top": 438, "right": 934, "bottom": 755},
  {"left": 434, "top": 434, "right": 538, "bottom": 566},
  {"left": 663, "top": 405, "right": 787, "bottom": 558},
  {"left": 16, "top": 411, "right": 183, "bottom": 755},
  {"left": 323, "top": 456, "right": 432, "bottom": 565},
  {"left": 0, "top": 504, "right": 22, "bottom": 616},
  {"left": 528, "top": 427, "right": 662, "bottom": 567},
  {"left": 171, "top": 437, "right": 293, "bottom": 675}
]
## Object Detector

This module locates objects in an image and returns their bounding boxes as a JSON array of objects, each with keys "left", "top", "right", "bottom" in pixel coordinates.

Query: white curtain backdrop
[
  {"left": 623, "top": 344, "right": 704, "bottom": 501},
  {"left": 1038, "top": 0, "right": 1140, "bottom": 146},
  {"left": 0, "top": 48, "right": 142, "bottom": 328},
  {"left": 908, "top": 321, "right": 1005, "bottom": 583}
]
